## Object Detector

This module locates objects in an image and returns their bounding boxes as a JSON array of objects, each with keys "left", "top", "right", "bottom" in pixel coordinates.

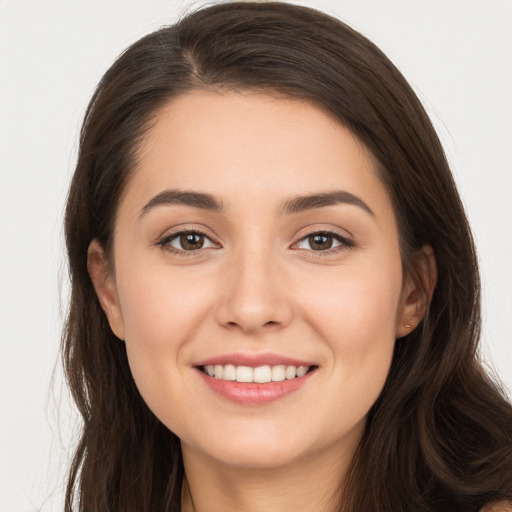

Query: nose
[{"left": 215, "top": 245, "right": 293, "bottom": 334}]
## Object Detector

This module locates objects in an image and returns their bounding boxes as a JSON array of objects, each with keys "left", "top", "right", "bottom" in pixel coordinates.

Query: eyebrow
[
  {"left": 279, "top": 190, "right": 374, "bottom": 217},
  {"left": 140, "top": 190, "right": 226, "bottom": 216},
  {"left": 139, "top": 189, "right": 374, "bottom": 217}
]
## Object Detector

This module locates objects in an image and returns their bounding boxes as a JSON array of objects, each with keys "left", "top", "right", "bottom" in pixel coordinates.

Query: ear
[
  {"left": 396, "top": 244, "right": 437, "bottom": 339},
  {"left": 87, "top": 239, "right": 125, "bottom": 340}
]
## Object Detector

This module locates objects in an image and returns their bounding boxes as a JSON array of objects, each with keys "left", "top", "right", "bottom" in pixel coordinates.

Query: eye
[
  {"left": 158, "top": 230, "right": 218, "bottom": 254},
  {"left": 295, "top": 231, "right": 354, "bottom": 253}
]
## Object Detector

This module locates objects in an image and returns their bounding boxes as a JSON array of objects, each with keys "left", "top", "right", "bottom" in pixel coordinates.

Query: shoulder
[{"left": 481, "top": 502, "right": 512, "bottom": 512}]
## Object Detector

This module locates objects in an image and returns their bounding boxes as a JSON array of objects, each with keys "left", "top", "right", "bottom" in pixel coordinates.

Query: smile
[
  {"left": 202, "top": 364, "right": 311, "bottom": 383},
  {"left": 196, "top": 356, "right": 318, "bottom": 405}
]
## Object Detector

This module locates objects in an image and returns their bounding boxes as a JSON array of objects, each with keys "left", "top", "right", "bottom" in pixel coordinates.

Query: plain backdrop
[{"left": 1, "top": 0, "right": 511, "bottom": 510}]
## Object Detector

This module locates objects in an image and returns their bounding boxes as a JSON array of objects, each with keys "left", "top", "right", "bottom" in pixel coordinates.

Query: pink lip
[
  {"left": 195, "top": 352, "right": 313, "bottom": 368},
  {"left": 194, "top": 353, "right": 317, "bottom": 406},
  {"left": 197, "top": 371, "right": 315, "bottom": 405}
]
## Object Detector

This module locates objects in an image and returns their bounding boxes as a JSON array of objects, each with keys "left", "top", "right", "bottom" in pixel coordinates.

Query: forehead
[{"left": 121, "top": 91, "right": 393, "bottom": 220}]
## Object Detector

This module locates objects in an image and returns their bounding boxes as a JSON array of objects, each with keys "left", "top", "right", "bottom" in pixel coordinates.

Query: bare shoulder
[{"left": 481, "top": 502, "right": 512, "bottom": 512}]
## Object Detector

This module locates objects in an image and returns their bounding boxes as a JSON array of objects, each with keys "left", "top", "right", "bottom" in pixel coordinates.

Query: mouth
[
  {"left": 194, "top": 354, "right": 318, "bottom": 404},
  {"left": 199, "top": 364, "right": 316, "bottom": 383}
]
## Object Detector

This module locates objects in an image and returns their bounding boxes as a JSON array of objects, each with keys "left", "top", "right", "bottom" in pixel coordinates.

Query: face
[{"left": 90, "top": 91, "right": 424, "bottom": 471}]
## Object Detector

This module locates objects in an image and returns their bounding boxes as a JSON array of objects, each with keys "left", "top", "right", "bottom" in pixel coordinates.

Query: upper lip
[{"left": 195, "top": 352, "right": 315, "bottom": 368}]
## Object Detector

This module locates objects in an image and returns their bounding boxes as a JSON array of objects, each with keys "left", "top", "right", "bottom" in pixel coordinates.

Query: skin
[{"left": 89, "top": 91, "right": 435, "bottom": 511}]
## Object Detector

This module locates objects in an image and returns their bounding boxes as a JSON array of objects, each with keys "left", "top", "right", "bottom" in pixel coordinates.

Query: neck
[{"left": 180, "top": 434, "right": 360, "bottom": 512}]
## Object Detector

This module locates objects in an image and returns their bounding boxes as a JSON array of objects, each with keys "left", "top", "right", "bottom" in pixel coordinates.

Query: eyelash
[
  {"left": 295, "top": 230, "right": 355, "bottom": 256},
  {"left": 156, "top": 228, "right": 355, "bottom": 258},
  {"left": 156, "top": 229, "right": 216, "bottom": 258}
]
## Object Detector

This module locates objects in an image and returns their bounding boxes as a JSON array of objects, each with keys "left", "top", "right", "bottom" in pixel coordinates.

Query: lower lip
[{"left": 197, "top": 369, "right": 315, "bottom": 405}]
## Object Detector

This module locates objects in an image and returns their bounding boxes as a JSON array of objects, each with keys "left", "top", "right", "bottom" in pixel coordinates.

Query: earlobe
[
  {"left": 87, "top": 240, "right": 125, "bottom": 340},
  {"left": 396, "top": 244, "right": 437, "bottom": 338}
]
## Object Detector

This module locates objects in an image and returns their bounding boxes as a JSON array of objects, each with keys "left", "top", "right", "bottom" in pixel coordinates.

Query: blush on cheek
[
  {"left": 119, "top": 276, "right": 179, "bottom": 340},
  {"left": 307, "top": 279, "right": 399, "bottom": 333}
]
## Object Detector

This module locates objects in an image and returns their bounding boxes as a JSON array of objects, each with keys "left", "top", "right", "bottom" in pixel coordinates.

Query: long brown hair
[{"left": 62, "top": 2, "right": 512, "bottom": 510}]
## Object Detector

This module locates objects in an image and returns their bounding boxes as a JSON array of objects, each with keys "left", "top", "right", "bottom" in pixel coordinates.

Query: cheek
[
  {"left": 114, "top": 266, "right": 213, "bottom": 405},
  {"left": 297, "top": 258, "right": 402, "bottom": 395},
  {"left": 118, "top": 263, "right": 211, "bottom": 342},
  {"left": 303, "top": 266, "right": 401, "bottom": 341},
  {"left": 300, "top": 264, "right": 401, "bottom": 421}
]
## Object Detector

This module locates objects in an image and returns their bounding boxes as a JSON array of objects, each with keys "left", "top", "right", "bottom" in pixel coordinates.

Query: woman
[{"left": 62, "top": 2, "right": 512, "bottom": 510}]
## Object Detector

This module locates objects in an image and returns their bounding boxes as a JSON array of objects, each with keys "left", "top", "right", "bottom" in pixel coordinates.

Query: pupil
[
  {"left": 310, "top": 234, "right": 332, "bottom": 250},
  {"left": 181, "top": 233, "right": 203, "bottom": 250}
]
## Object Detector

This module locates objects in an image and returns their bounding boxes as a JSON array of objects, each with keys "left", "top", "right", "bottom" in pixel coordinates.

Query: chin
[
  {"left": 205, "top": 442, "right": 306, "bottom": 470},
  {"left": 176, "top": 419, "right": 305, "bottom": 468},
  {"left": 182, "top": 419, "right": 342, "bottom": 471}
]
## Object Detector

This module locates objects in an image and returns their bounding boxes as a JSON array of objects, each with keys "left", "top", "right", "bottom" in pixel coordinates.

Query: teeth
[
  {"left": 203, "top": 364, "right": 311, "bottom": 382},
  {"left": 236, "top": 366, "right": 254, "bottom": 382},
  {"left": 285, "top": 365, "right": 297, "bottom": 380},
  {"left": 296, "top": 366, "right": 308, "bottom": 377},
  {"left": 223, "top": 364, "right": 236, "bottom": 381},
  {"left": 253, "top": 366, "right": 271, "bottom": 383},
  {"left": 271, "top": 365, "right": 286, "bottom": 381}
]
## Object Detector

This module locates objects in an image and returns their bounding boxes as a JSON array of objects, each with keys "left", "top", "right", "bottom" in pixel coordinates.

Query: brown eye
[
  {"left": 295, "top": 231, "right": 353, "bottom": 253},
  {"left": 179, "top": 233, "right": 205, "bottom": 250},
  {"left": 308, "top": 234, "right": 334, "bottom": 251},
  {"left": 161, "top": 231, "right": 217, "bottom": 253}
]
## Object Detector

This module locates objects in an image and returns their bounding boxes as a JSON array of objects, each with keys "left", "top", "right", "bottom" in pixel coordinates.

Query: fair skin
[{"left": 88, "top": 91, "right": 436, "bottom": 511}]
